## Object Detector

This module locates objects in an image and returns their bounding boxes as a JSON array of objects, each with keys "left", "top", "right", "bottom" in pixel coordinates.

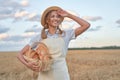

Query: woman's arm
[
  {"left": 57, "top": 9, "right": 90, "bottom": 37},
  {"left": 67, "top": 14, "right": 90, "bottom": 37},
  {"left": 17, "top": 45, "right": 40, "bottom": 72},
  {"left": 17, "top": 45, "right": 30, "bottom": 67}
]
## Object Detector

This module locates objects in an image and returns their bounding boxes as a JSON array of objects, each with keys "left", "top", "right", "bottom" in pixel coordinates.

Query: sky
[{"left": 0, "top": 0, "right": 120, "bottom": 51}]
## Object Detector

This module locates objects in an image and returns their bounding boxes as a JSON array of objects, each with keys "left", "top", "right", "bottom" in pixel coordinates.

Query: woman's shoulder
[
  {"left": 28, "top": 33, "right": 42, "bottom": 48},
  {"left": 64, "top": 28, "right": 75, "bottom": 32},
  {"left": 63, "top": 28, "right": 75, "bottom": 35},
  {"left": 62, "top": 28, "right": 76, "bottom": 40},
  {"left": 30, "top": 33, "right": 42, "bottom": 42}
]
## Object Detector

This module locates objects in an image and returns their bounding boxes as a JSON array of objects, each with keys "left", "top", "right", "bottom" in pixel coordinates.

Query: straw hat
[{"left": 41, "top": 6, "right": 64, "bottom": 27}]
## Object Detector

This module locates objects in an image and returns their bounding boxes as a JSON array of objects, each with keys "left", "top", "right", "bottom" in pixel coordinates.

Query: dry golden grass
[{"left": 0, "top": 50, "right": 120, "bottom": 80}]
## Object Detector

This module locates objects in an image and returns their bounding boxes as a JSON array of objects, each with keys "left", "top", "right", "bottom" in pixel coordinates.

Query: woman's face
[{"left": 46, "top": 10, "right": 62, "bottom": 28}]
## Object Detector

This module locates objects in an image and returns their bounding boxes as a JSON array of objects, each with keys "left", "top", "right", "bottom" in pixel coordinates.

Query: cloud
[
  {"left": 0, "top": 33, "right": 9, "bottom": 40},
  {"left": 0, "top": 0, "right": 29, "bottom": 9},
  {"left": 64, "top": 10, "right": 79, "bottom": 22},
  {"left": 60, "top": 23, "right": 72, "bottom": 30},
  {"left": 0, "top": 25, "right": 39, "bottom": 51},
  {"left": 22, "top": 32, "right": 36, "bottom": 38},
  {"left": 14, "top": 10, "right": 28, "bottom": 18},
  {"left": 13, "top": 9, "right": 29, "bottom": 22},
  {"left": 25, "top": 13, "right": 40, "bottom": 22},
  {"left": 0, "top": 0, "right": 29, "bottom": 20},
  {"left": 116, "top": 19, "right": 120, "bottom": 24},
  {"left": 25, "top": 25, "right": 42, "bottom": 33},
  {"left": 0, "top": 7, "right": 14, "bottom": 20},
  {"left": 20, "top": 0, "right": 29, "bottom": 7},
  {"left": 0, "top": 0, "right": 19, "bottom": 8},
  {"left": 87, "top": 26, "right": 102, "bottom": 31},
  {"left": 82, "top": 16, "right": 102, "bottom": 21},
  {"left": 2, "top": 35, "right": 26, "bottom": 42},
  {"left": 1, "top": 32, "right": 36, "bottom": 42},
  {"left": 0, "top": 25, "right": 10, "bottom": 33},
  {"left": 0, "top": 25, "right": 39, "bottom": 42},
  {"left": 72, "top": 23, "right": 81, "bottom": 29},
  {"left": 0, "top": 40, "right": 26, "bottom": 51},
  {"left": 0, "top": 32, "right": 37, "bottom": 51},
  {"left": 115, "top": 19, "right": 120, "bottom": 28}
]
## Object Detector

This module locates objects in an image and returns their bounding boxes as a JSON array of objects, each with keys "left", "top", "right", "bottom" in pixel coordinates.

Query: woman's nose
[{"left": 54, "top": 16, "right": 58, "bottom": 20}]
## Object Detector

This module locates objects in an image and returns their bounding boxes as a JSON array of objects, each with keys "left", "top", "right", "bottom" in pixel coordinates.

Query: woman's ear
[
  {"left": 60, "top": 19, "right": 63, "bottom": 24},
  {"left": 46, "top": 19, "right": 49, "bottom": 24},
  {"left": 60, "top": 16, "right": 64, "bottom": 23}
]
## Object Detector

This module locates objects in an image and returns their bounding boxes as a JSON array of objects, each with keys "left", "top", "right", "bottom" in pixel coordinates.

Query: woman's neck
[{"left": 48, "top": 27, "right": 57, "bottom": 35}]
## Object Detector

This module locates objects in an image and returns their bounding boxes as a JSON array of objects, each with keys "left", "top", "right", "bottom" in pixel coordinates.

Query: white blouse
[{"left": 28, "top": 29, "right": 76, "bottom": 52}]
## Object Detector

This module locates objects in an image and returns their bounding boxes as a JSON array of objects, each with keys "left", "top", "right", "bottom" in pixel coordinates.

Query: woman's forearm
[
  {"left": 17, "top": 45, "right": 29, "bottom": 67},
  {"left": 66, "top": 12, "right": 90, "bottom": 37},
  {"left": 67, "top": 13, "right": 90, "bottom": 27},
  {"left": 17, "top": 52, "right": 28, "bottom": 66}
]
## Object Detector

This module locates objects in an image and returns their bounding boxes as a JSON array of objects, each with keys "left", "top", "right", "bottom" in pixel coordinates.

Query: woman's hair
[{"left": 41, "top": 10, "right": 63, "bottom": 39}]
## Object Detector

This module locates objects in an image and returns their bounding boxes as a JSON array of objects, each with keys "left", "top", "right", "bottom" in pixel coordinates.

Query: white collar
[{"left": 45, "top": 29, "right": 60, "bottom": 35}]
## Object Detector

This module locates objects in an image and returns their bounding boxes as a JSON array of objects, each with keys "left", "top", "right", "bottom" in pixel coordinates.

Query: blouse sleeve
[
  {"left": 62, "top": 29, "right": 76, "bottom": 51},
  {"left": 28, "top": 34, "right": 41, "bottom": 49},
  {"left": 64, "top": 29, "right": 76, "bottom": 41}
]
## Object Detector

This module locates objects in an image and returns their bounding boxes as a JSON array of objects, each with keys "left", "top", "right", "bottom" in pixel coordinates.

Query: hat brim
[{"left": 41, "top": 6, "right": 64, "bottom": 28}]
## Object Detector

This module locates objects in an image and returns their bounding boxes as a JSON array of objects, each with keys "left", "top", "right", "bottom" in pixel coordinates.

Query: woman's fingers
[
  {"left": 31, "top": 63, "right": 39, "bottom": 68},
  {"left": 57, "top": 9, "right": 68, "bottom": 17},
  {"left": 57, "top": 9, "right": 64, "bottom": 15},
  {"left": 31, "top": 65, "right": 40, "bottom": 72},
  {"left": 27, "top": 62, "right": 40, "bottom": 71}
]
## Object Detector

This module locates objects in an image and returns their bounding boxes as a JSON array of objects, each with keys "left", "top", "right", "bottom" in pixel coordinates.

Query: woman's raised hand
[{"left": 57, "top": 9, "right": 69, "bottom": 17}]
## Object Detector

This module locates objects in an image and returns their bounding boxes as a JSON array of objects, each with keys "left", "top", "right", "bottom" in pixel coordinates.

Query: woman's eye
[
  {"left": 50, "top": 15, "right": 61, "bottom": 19},
  {"left": 52, "top": 15, "right": 58, "bottom": 18},
  {"left": 57, "top": 15, "right": 61, "bottom": 18},
  {"left": 50, "top": 15, "right": 54, "bottom": 18}
]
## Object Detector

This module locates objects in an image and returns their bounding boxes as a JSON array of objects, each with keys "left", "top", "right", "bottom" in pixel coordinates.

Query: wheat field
[{"left": 0, "top": 50, "right": 120, "bottom": 80}]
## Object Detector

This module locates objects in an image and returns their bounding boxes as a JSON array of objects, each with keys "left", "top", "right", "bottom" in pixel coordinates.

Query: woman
[{"left": 17, "top": 6, "right": 90, "bottom": 80}]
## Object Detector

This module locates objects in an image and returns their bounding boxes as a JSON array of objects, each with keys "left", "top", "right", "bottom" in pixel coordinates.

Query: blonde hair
[{"left": 41, "top": 10, "right": 64, "bottom": 39}]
